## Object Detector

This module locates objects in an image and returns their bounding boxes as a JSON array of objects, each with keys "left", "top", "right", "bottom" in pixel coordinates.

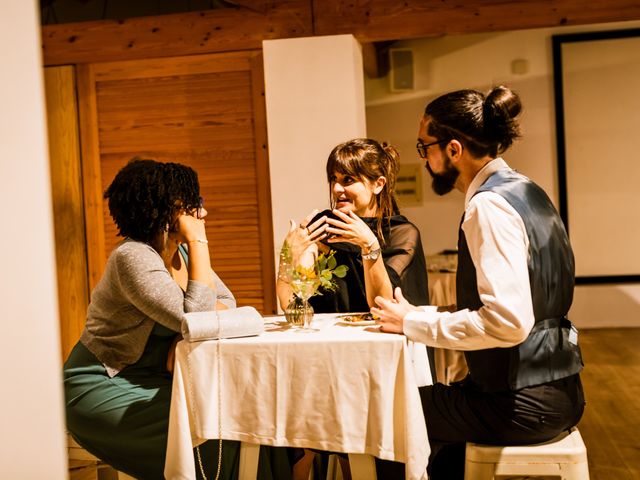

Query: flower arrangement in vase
[{"left": 279, "top": 241, "right": 348, "bottom": 327}]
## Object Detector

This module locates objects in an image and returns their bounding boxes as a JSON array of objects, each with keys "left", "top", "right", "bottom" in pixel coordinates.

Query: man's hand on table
[{"left": 371, "top": 287, "right": 421, "bottom": 334}]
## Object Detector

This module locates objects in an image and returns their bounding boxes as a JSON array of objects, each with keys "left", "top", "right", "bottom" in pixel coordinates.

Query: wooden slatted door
[
  {"left": 44, "top": 66, "right": 91, "bottom": 361},
  {"left": 77, "top": 51, "right": 275, "bottom": 313}
]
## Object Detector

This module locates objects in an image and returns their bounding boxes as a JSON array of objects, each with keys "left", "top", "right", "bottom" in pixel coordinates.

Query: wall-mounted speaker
[{"left": 389, "top": 48, "right": 414, "bottom": 92}]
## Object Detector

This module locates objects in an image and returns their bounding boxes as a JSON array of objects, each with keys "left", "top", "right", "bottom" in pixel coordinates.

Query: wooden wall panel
[
  {"left": 76, "top": 64, "right": 106, "bottom": 292},
  {"left": 42, "top": 1, "right": 312, "bottom": 66},
  {"left": 44, "top": 66, "right": 90, "bottom": 361},
  {"left": 77, "top": 51, "right": 276, "bottom": 313},
  {"left": 313, "top": 0, "right": 640, "bottom": 42},
  {"left": 248, "top": 52, "right": 276, "bottom": 312}
]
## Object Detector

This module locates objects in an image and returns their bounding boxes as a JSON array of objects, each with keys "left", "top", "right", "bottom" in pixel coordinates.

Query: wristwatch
[{"left": 361, "top": 247, "right": 382, "bottom": 261}]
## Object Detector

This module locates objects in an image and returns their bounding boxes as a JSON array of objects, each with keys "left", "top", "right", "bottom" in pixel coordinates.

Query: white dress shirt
[{"left": 404, "top": 158, "right": 535, "bottom": 351}]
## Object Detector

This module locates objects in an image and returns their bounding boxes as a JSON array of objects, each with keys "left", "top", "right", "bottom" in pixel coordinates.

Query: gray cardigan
[{"left": 80, "top": 239, "right": 236, "bottom": 376}]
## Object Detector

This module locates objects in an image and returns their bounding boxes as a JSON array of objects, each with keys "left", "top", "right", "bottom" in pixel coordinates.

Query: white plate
[
  {"left": 335, "top": 313, "right": 376, "bottom": 326},
  {"left": 336, "top": 320, "right": 376, "bottom": 326}
]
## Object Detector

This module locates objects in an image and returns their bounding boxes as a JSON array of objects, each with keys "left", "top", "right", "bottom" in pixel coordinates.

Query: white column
[
  {"left": 263, "top": 34, "right": 367, "bottom": 290},
  {"left": 0, "top": 1, "right": 67, "bottom": 478}
]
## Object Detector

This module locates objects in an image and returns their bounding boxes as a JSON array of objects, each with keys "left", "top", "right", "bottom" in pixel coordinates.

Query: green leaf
[
  {"left": 306, "top": 249, "right": 347, "bottom": 293},
  {"left": 318, "top": 256, "right": 327, "bottom": 271},
  {"left": 333, "top": 265, "right": 348, "bottom": 278}
]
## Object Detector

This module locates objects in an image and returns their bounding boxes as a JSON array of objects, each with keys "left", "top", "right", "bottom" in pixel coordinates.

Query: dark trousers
[{"left": 420, "top": 374, "right": 586, "bottom": 480}]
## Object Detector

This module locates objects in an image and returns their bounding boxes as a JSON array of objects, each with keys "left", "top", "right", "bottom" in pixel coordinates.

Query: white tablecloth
[
  {"left": 165, "top": 314, "right": 430, "bottom": 480},
  {"left": 428, "top": 271, "right": 468, "bottom": 385}
]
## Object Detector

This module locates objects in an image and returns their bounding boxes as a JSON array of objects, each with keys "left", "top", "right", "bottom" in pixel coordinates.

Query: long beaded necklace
[{"left": 187, "top": 340, "right": 223, "bottom": 480}]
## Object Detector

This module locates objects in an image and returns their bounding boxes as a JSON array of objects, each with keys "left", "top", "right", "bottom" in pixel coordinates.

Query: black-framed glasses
[
  {"left": 183, "top": 196, "right": 205, "bottom": 216},
  {"left": 196, "top": 196, "right": 205, "bottom": 217},
  {"left": 416, "top": 139, "right": 448, "bottom": 159}
]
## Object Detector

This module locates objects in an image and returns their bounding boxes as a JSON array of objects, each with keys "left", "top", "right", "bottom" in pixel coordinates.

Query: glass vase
[{"left": 284, "top": 295, "right": 314, "bottom": 328}]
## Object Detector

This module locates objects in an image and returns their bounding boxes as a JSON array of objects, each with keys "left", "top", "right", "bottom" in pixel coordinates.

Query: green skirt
[{"left": 64, "top": 327, "right": 293, "bottom": 480}]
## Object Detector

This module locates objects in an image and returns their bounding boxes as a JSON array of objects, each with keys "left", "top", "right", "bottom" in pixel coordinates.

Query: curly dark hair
[{"left": 104, "top": 158, "right": 201, "bottom": 244}]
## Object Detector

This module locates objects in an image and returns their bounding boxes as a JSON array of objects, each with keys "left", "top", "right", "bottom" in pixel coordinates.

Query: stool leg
[
  {"left": 325, "top": 455, "right": 339, "bottom": 480},
  {"left": 239, "top": 442, "right": 260, "bottom": 480},
  {"left": 96, "top": 466, "right": 118, "bottom": 480},
  {"left": 463, "top": 461, "right": 495, "bottom": 480},
  {"left": 115, "top": 472, "right": 137, "bottom": 480},
  {"left": 561, "top": 461, "right": 590, "bottom": 480},
  {"left": 347, "top": 454, "right": 377, "bottom": 480}
]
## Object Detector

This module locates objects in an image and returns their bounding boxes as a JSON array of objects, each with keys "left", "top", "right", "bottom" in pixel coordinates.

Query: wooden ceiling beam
[
  {"left": 41, "top": 0, "right": 640, "bottom": 66},
  {"left": 313, "top": 0, "right": 640, "bottom": 43},
  {"left": 41, "top": 0, "right": 312, "bottom": 66}
]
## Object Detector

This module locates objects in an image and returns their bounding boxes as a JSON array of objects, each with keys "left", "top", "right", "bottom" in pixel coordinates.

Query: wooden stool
[
  {"left": 67, "top": 434, "right": 136, "bottom": 480},
  {"left": 464, "top": 427, "right": 589, "bottom": 479}
]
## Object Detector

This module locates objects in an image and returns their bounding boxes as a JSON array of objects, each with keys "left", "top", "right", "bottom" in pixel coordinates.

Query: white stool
[
  {"left": 67, "top": 433, "right": 136, "bottom": 480},
  {"left": 464, "top": 427, "right": 589, "bottom": 479}
]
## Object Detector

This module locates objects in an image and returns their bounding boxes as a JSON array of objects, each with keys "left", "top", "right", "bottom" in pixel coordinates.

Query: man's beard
[{"left": 425, "top": 155, "right": 459, "bottom": 196}]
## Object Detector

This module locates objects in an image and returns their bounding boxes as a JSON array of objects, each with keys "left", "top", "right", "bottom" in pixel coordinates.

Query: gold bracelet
[{"left": 187, "top": 238, "right": 208, "bottom": 244}]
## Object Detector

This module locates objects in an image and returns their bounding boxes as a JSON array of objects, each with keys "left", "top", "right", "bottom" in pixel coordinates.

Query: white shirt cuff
[{"left": 403, "top": 306, "right": 438, "bottom": 345}]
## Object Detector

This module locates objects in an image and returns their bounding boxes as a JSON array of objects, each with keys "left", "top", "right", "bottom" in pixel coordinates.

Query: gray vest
[{"left": 457, "top": 169, "right": 583, "bottom": 392}]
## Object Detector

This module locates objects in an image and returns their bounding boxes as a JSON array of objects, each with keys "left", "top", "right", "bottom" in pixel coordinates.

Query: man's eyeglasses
[{"left": 416, "top": 139, "right": 448, "bottom": 159}]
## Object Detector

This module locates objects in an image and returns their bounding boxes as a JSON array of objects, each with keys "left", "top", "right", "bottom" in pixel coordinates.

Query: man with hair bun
[{"left": 372, "top": 86, "right": 585, "bottom": 479}]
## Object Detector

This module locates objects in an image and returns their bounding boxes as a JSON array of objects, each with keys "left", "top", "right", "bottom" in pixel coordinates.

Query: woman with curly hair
[{"left": 63, "top": 159, "right": 292, "bottom": 479}]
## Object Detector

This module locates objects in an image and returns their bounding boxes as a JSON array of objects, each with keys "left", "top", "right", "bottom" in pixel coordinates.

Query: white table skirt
[
  {"left": 165, "top": 314, "right": 430, "bottom": 480},
  {"left": 428, "top": 271, "right": 468, "bottom": 385}
]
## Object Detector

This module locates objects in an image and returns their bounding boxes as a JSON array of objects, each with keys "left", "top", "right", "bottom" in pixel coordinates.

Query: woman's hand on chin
[{"left": 174, "top": 213, "right": 207, "bottom": 245}]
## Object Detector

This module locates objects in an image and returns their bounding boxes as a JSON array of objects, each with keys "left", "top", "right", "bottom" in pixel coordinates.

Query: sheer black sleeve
[{"left": 382, "top": 220, "right": 430, "bottom": 306}]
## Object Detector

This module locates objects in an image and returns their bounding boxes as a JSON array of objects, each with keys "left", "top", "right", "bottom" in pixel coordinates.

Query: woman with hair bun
[
  {"left": 277, "top": 138, "right": 429, "bottom": 315},
  {"left": 276, "top": 138, "right": 430, "bottom": 479},
  {"left": 373, "top": 86, "right": 585, "bottom": 479}
]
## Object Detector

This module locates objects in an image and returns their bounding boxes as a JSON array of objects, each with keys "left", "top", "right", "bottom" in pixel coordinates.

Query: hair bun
[
  {"left": 483, "top": 86, "right": 522, "bottom": 152},
  {"left": 485, "top": 86, "right": 521, "bottom": 119},
  {"left": 381, "top": 143, "right": 400, "bottom": 177}
]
